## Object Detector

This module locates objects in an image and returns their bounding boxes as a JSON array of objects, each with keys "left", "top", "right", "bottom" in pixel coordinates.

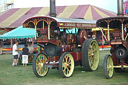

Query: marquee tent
[
  {"left": 0, "top": 4, "right": 116, "bottom": 29},
  {"left": 0, "top": 26, "right": 35, "bottom": 39}
]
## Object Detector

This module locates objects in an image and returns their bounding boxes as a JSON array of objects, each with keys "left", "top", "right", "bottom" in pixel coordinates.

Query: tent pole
[{"left": 11, "top": 39, "right": 13, "bottom": 51}]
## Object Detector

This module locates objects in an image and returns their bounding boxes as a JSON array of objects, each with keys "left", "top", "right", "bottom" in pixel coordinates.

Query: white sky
[{"left": 1, "top": 0, "right": 128, "bottom": 13}]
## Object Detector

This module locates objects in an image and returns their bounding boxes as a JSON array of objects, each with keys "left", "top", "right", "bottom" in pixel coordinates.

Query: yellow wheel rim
[
  {"left": 36, "top": 54, "right": 48, "bottom": 76},
  {"left": 62, "top": 54, "right": 74, "bottom": 77},
  {"left": 107, "top": 56, "right": 113, "bottom": 77},
  {"left": 88, "top": 40, "right": 99, "bottom": 70}
]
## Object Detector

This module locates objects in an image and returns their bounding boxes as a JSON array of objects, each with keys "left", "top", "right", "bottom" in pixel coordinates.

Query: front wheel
[
  {"left": 82, "top": 39, "right": 99, "bottom": 71},
  {"left": 103, "top": 55, "right": 114, "bottom": 79},
  {"left": 59, "top": 52, "right": 74, "bottom": 78},
  {"left": 32, "top": 53, "right": 49, "bottom": 77}
]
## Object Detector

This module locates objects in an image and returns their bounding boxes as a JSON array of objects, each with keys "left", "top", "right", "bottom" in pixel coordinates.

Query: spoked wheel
[
  {"left": 33, "top": 53, "right": 49, "bottom": 77},
  {"left": 82, "top": 39, "right": 99, "bottom": 71},
  {"left": 103, "top": 55, "right": 114, "bottom": 79},
  {"left": 59, "top": 52, "right": 74, "bottom": 78}
]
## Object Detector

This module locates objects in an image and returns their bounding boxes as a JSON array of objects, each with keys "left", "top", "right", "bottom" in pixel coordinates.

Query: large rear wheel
[
  {"left": 82, "top": 39, "right": 99, "bottom": 71},
  {"left": 32, "top": 53, "right": 49, "bottom": 77},
  {"left": 103, "top": 55, "right": 114, "bottom": 79},
  {"left": 59, "top": 52, "right": 74, "bottom": 78}
]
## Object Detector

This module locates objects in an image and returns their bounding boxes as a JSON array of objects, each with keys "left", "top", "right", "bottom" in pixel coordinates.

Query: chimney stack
[
  {"left": 117, "top": 0, "right": 124, "bottom": 16},
  {"left": 49, "top": 0, "right": 56, "bottom": 17}
]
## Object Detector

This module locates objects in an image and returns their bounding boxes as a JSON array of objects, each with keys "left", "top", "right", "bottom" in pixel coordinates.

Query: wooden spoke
[
  {"left": 36, "top": 65, "right": 40, "bottom": 70},
  {"left": 63, "top": 67, "right": 67, "bottom": 72},
  {"left": 65, "top": 56, "right": 68, "bottom": 62},
  {"left": 67, "top": 68, "right": 70, "bottom": 73}
]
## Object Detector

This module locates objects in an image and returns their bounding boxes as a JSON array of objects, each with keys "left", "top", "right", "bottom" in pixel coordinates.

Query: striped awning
[{"left": 0, "top": 4, "right": 116, "bottom": 28}]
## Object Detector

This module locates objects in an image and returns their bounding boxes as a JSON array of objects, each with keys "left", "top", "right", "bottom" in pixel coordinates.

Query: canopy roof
[
  {"left": 96, "top": 16, "right": 128, "bottom": 28},
  {"left": 23, "top": 16, "right": 96, "bottom": 28},
  {"left": 0, "top": 4, "right": 116, "bottom": 28},
  {"left": 0, "top": 26, "right": 35, "bottom": 39}
]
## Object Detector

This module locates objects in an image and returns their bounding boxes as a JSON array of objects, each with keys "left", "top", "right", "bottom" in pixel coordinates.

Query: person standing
[
  {"left": 22, "top": 44, "right": 29, "bottom": 67},
  {"left": 28, "top": 43, "right": 34, "bottom": 54},
  {"left": 12, "top": 41, "right": 19, "bottom": 66},
  {"left": 0, "top": 40, "right": 3, "bottom": 55}
]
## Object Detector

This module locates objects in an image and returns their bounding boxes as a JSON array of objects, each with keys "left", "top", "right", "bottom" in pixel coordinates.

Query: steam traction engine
[
  {"left": 97, "top": 16, "right": 128, "bottom": 79},
  {"left": 23, "top": 16, "right": 99, "bottom": 78}
]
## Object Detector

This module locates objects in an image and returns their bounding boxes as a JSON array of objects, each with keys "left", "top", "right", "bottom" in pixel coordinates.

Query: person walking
[
  {"left": 22, "top": 44, "right": 29, "bottom": 67},
  {"left": 12, "top": 41, "right": 19, "bottom": 66}
]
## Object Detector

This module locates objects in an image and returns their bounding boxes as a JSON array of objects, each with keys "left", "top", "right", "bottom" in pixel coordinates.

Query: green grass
[{"left": 0, "top": 51, "right": 128, "bottom": 85}]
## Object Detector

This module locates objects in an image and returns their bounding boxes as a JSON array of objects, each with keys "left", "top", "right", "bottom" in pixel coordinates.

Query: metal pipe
[
  {"left": 49, "top": 0, "right": 56, "bottom": 17},
  {"left": 117, "top": 0, "right": 124, "bottom": 16}
]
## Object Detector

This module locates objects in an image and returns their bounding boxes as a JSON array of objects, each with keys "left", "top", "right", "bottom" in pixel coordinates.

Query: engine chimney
[
  {"left": 49, "top": 0, "right": 56, "bottom": 17},
  {"left": 117, "top": 0, "right": 124, "bottom": 16}
]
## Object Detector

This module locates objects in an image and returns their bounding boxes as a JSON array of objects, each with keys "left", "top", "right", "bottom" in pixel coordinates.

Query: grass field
[{"left": 0, "top": 50, "right": 128, "bottom": 85}]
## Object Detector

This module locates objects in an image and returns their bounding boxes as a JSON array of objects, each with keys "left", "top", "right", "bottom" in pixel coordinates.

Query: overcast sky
[{"left": 1, "top": 0, "right": 128, "bottom": 13}]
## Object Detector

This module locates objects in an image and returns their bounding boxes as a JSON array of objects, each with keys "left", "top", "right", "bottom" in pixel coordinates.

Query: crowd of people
[{"left": 12, "top": 41, "right": 34, "bottom": 67}]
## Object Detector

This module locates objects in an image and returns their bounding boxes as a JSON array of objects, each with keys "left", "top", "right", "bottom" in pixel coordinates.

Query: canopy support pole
[
  {"left": 43, "top": 21, "right": 44, "bottom": 29},
  {"left": 48, "top": 24, "right": 50, "bottom": 40},
  {"left": 122, "top": 24, "right": 124, "bottom": 40},
  {"left": 107, "top": 23, "right": 110, "bottom": 41},
  {"left": 35, "top": 25, "right": 37, "bottom": 40},
  {"left": 102, "top": 30, "right": 104, "bottom": 50},
  {"left": 11, "top": 39, "right": 13, "bottom": 51}
]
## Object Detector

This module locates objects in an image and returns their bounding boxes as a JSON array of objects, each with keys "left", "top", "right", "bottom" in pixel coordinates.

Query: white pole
[
  {"left": 43, "top": 21, "right": 44, "bottom": 29},
  {"left": 122, "top": 24, "right": 124, "bottom": 40},
  {"left": 107, "top": 24, "right": 110, "bottom": 41},
  {"left": 48, "top": 24, "right": 50, "bottom": 40}
]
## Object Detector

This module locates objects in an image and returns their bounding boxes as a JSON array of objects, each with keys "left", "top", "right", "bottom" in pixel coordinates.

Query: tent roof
[
  {"left": 0, "top": 4, "right": 116, "bottom": 28},
  {"left": 0, "top": 26, "right": 35, "bottom": 39}
]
